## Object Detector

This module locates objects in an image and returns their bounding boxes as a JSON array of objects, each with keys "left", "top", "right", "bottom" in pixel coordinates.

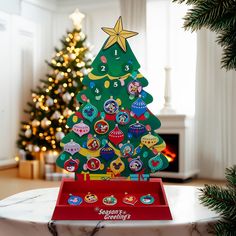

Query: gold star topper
[
  {"left": 102, "top": 16, "right": 138, "bottom": 52},
  {"left": 69, "top": 9, "right": 85, "bottom": 30}
]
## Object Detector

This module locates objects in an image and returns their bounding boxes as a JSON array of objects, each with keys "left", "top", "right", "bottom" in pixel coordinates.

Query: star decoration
[
  {"left": 69, "top": 9, "right": 85, "bottom": 30},
  {"left": 102, "top": 16, "right": 138, "bottom": 52}
]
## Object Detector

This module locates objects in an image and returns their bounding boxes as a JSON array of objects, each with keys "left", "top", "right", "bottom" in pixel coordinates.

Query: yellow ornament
[
  {"left": 72, "top": 115, "right": 78, "bottom": 123},
  {"left": 104, "top": 80, "right": 110, "bottom": 88},
  {"left": 141, "top": 133, "right": 159, "bottom": 148},
  {"left": 116, "top": 98, "right": 122, "bottom": 106},
  {"left": 102, "top": 16, "right": 138, "bottom": 52},
  {"left": 110, "top": 157, "right": 125, "bottom": 175}
]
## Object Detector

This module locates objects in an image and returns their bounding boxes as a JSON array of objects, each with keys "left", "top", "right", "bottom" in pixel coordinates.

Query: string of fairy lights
[{"left": 17, "top": 9, "right": 93, "bottom": 155}]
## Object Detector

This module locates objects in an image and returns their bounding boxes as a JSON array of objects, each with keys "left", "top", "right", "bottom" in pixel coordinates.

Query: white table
[{"left": 0, "top": 186, "right": 219, "bottom": 236}]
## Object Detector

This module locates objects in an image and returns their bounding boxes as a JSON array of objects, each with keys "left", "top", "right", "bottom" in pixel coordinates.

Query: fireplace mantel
[{"left": 153, "top": 114, "right": 199, "bottom": 180}]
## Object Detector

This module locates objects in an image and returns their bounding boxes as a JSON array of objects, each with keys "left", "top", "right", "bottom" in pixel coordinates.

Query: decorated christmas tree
[
  {"left": 56, "top": 17, "right": 169, "bottom": 179},
  {"left": 17, "top": 9, "right": 92, "bottom": 157}
]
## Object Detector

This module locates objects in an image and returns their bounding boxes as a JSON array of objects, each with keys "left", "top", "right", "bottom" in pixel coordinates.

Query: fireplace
[
  {"left": 153, "top": 114, "right": 199, "bottom": 180},
  {"left": 160, "top": 134, "right": 179, "bottom": 173}
]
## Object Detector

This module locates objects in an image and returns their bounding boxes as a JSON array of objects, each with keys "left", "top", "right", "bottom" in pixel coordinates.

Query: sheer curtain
[
  {"left": 120, "top": 0, "right": 146, "bottom": 71},
  {"left": 196, "top": 30, "right": 236, "bottom": 179}
]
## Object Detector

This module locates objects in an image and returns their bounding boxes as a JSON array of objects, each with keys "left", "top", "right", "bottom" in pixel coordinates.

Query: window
[{"left": 146, "top": 0, "right": 196, "bottom": 115}]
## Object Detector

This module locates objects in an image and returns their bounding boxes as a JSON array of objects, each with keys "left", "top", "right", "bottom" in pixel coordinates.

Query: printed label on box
[{"left": 95, "top": 208, "right": 131, "bottom": 221}]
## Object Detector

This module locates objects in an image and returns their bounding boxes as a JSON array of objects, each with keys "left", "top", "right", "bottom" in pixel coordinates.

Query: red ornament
[
  {"left": 108, "top": 124, "right": 124, "bottom": 145},
  {"left": 100, "top": 55, "right": 107, "bottom": 63},
  {"left": 64, "top": 157, "right": 79, "bottom": 172}
]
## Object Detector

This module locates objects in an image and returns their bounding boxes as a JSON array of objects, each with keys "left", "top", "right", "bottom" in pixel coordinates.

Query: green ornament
[{"left": 82, "top": 101, "right": 98, "bottom": 122}]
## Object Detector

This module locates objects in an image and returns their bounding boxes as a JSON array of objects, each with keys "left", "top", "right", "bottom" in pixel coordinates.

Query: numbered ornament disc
[
  {"left": 128, "top": 80, "right": 142, "bottom": 96},
  {"left": 100, "top": 143, "right": 115, "bottom": 161},
  {"left": 116, "top": 110, "right": 130, "bottom": 125},
  {"left": 129, "top": 157, "right": 143, "bottom": 172},
  {"left": 128, "top": 122, "right": 147, "bottom": 138},
  {"left": 104, "top": 98, "right": 119, "bottom": 114},
  {"left": 87, "top": 136, "right": 100, "bottom": 151},
  {"left": 68, "top": 194, "right": 83, "bottom": 206},
  {"left": 86, "top": 158, "right": 101, "bottom": 171},
  {"left": 82, "top": 102, "right": 98, "bottom": 122},
  {"left": 94, "top": 119, "right": 109, "bottom": 134},
  {"left": 123, "top": 193, "right": 137, "bottom": 206},
  {"left": 120, "top": 142, "right": 134, "bottom": 157},
  {"left": 103, "top": 195, "right": 117, "bottom": 206},
  {"left": 84, "top": 192, "right": 98, "bottom": 204},
  {"left": 110, "top": 157, "right": 125, "bottom": 175},
  {"left": 108, "top": 125, "right": 124, "bottom": 145},
  {"left": 72, "top": 120, "right": 90, "bottom": 137},
  {"left": 131, "top": 97, "right": 147, "bottom": 117},
  {"left": 64, "top": 140, "right": 80, "bottom": 155},
  {"left": 64, "top": 157, "right": 79, "bottom": 172},
  {"left": 141, "top": 133, "right": 158, "bottom": 148}
]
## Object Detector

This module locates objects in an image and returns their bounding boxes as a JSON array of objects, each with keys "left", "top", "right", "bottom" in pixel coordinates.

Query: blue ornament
[
  {"left": 82, "top": 142, "right": 87, "bottom": 148},
  {"left": 144, "top": 111, "right": 150, "bottom": 119},
  {"left": 143, "top": 151, "right": 148, "bottom": 158},
  {"left": 82, "top": 101, "right": 98, "bottom": 122},
  {"left": 120, "top": 142, "right": 134, "bottom": 157},
  {"left": 131, "top": 71, "right": 138, "bottom": 78},
  {"left": 100, "top": 112, "right": 105, "bottom": 119},
  {"left": 100, "top": 143, "right": 115, "bottom": 161},
  {"left": 102, "top": 139, "right": 108, "bottom": 146},
  {"left": 68, "top": 194, "right": 83, "bottom": 206},
  {"left": 89, "top": 82, "right": 95, "bottom": 88},
  {"left": 131, "top": 97, "right": 147, "bottom": 117},
  {"left": 128, "top": 122, "right": 147, "bottom": 138},
  {"left": 60, "top": 154, "right": 66, "bottom": 160}
]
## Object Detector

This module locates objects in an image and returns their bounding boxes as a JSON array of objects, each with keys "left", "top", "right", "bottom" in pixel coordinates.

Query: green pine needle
[
  {"left": 199, "top": 166, "right": 236, "bottom": 235},
  {"left": 173, "top": 0, "right": 236, "bottom": 70}
]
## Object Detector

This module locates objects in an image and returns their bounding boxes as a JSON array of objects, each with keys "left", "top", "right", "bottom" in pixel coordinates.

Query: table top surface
[{"left": 0, "top": 185, "right": 218, "bottom": 226}]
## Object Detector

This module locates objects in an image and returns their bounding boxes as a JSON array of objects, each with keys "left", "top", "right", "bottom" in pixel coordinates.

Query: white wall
[{"left": 0, "top": 0, "right": 120, "bottom": 164}]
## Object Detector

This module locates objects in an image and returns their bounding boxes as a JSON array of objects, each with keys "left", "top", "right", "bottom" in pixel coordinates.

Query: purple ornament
[
  {"left": 128, "top": 122, "right": 147, "bottom": 138},
  {"left": 64, "top": 140, "right": 80, "bottom": 155}
]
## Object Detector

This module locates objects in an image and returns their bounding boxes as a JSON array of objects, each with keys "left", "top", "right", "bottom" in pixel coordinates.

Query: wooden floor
[{"left": 0, "top": 168, "right": 226, "bottom": 200}]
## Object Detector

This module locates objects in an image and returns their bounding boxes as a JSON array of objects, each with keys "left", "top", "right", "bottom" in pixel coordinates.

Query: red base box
[{"left": 52, "top": 178, "right": 172, "bottom": 220}]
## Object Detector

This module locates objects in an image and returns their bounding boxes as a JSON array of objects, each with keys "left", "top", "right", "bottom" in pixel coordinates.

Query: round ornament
[
  {"left": 31, "top": 119, "right": 40, "bottom": 127},
  {"left": 51, "top": 111, "right": 61, "bottom": 120},
  {"left": 87, "top": 136, "right": 100, "bottom": 151},
  {"left": 128, "top": 121, "right": 147, "bottom": 138},
  {"left": 72, "top": 121, "right": 90, "bottom": 137},
  {"left": 127, "top": 80, "right": 142, "bottom": 96},
  {"left": 129, "top": 156, "right": 143, "bottom": 172},
  {"left": 94, "top": 119, "right": 109, "bottom": 134},
  {"left": 64, "top": 157, "right": 79, "bottom": 172},
  {"left": 123, "top": 193, "right": 137, "bottom": 206},
  {"left": 63, "top": 108, "right": 72, "bottom": 118},
  {"left": 68, "top": 194, "right": 83, "bottom": 206},
  {"left": 140, "top": 194, "right": 154, "bottom": 205},
  {"left": 100, "top": 143, "right": 115, "bottom": 161},
  {"left": 81, "top": 94, "right": 88, "bottom": 102},
  {"left": 82, "top": 101, "right": 98, "bottom": 122},
  {"left": 108, "top": 125, "right": 124, "bottom": 145},
  {"left": 120, "top": 142, "right": 134, "bottom": 157},
  {"left": 62, "top": 92, "right": 72, "bottom": 103},
  {"left": 131, "top": 97, "right": 147, "bottom": 117},
  {"left": 110, "top": 157, "right": 125, "bottom": 175},
  {"left": 84, "top": 192, "right": 98, "bottom": 204},
  {"left": 41, "top": 117, "right": 51, "bottom": 129},
  {"left": 141, "top": 133, "right": 158, "bottom": 148},
  {"left": 104, "top": 98, "right": 119, "bottom": 114},
  {"left": 85, "top": 157, "right": 101, "bottom": 171},
  {"left": 55, "top": 131, "right": 65, "bottom": 141},
  {"left": 45, "top": 97, "right": 54, "bottom": 106},
  {"left": 116, "top": 110, "right": 130, "bottom": 125},
  {"left": 25, "top": 129, "right": 32, "bottom": 138},
  {"left": 89, "top": 81, "right": 95, "bottom": 89},
  {"left": 72, "top": 115, "right": 78, "bottom": 123},
  {"left": 103, "top": 195, "right": 117, "bottom": 206},
  {"left": 64, "top": 139, "right": 80, "bottom": 155}
]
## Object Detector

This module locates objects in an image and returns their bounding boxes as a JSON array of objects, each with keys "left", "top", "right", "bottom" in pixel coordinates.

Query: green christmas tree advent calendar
[{"left": 52, "top": 17, "right": 172, "bottom": 220}]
